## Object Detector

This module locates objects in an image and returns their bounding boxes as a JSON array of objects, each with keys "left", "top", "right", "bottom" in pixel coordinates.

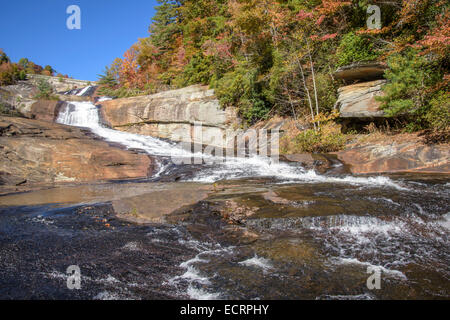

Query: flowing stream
[
  {"left": 56, "top": 101, "right": 405, "bottom": 188},
  {"left": 0, "top": 99, "right": 448, "bottom": 300}
]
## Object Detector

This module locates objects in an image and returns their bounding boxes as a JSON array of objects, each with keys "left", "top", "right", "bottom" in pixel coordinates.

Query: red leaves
[
  {"left": 320, "top": 33, "right": 338, "bottom": 41},
  {"left": 296, "top": 10, "right": 313, "bottom": 20}
]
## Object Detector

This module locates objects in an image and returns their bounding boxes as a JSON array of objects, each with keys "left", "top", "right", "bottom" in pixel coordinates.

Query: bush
[
  {"left": 377, "top": 49, "right": 445, "bottom": 131},
  {"left": 425, "top": 91, "right": 450, "bottom": 131},
  {"left": 215, "top": 65, "right": 270, "bottom": 124},
  {"left": 0, "top": 63, "right": 24, "bottom": 86},
  {"left": 281, "top": 122, "right": 347, "bottom": 154},
  {"left": 34, "top": 79, "right": 57, "bottom": 100},
  {"left": 336, "top": 32, "right": 380, "bottom": 67}
]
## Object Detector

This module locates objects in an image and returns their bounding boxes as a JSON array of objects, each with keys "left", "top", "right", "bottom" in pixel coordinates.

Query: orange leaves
[
  {"left": 120, "top": 45, "right": 141, "bottom": 89},
  {"left": 417, "top": 8, "right": 450, "bottom": 56},
  {"left": 316, "top": 0, "right": 351, "bottom": 16}
]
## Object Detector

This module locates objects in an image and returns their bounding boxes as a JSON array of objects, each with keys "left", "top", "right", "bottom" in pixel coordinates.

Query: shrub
[
  {"left": 281, "top": 122, "right": 346, "bottom": 154},
  {"left": 0, "top": 63, "right": 24, "bottom": 86},
  {"left": 425, "top": 91, "right": 450, "bottom": 131},
  {"left": 377, "top": 49, "right": 445, "bottom": 131},
  {"left": 34, "top": 79, "right": 57, "bottom": 100},
  {"left": 215, "top": 65, "right": 270, "bottom": 124},
  {"left": 336, "top": 32, "right": 380, "bottom": 67}
]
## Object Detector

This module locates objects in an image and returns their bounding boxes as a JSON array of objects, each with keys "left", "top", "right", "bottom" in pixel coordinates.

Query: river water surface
[{"left": 0, "top": 101, "right": 448, "bottom": 300}]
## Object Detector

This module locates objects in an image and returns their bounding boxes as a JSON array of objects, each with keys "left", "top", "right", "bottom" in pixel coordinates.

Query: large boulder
[
  {"left": 30, "top": 100, "right": 67, "bottom": 122},
  {"left": 0, "top": 117, "right": 153, "bottom": 187},
  {"left": 98, "top": 85, "right": 240, "bottom": 148},
  {"left": 336, "top": 80, "right": 386, "bottom": 118},
  {"left": 334, "top": 62, "right": 387, "bottom": 82}
]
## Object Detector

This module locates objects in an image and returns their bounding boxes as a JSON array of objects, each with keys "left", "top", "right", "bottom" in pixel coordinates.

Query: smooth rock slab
[
  {"left": 336, "top": 138, "right": 450, "bottom": 174},
  {"left": 0, "top": 116, "right": 152, "bottom": 186},
  {"left": 98, "top": 85, "right": 240, "bottom": 147}
]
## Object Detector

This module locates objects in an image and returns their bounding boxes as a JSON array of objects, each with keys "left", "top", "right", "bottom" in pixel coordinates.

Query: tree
[
  {"left": 0, "top": 50, "right": 10, "bottom": 64},
  {"left": 42, "top": 65, "right": 54, "bottom": 76},
  {"left": 376, "top": 49, "right": 444, "bottom": 129},
  {"left": 18, "top": 58, "right": 29, "bottom": 69}
]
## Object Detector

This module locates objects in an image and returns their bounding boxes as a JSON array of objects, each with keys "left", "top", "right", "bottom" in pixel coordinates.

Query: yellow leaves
[{"left": 311, "top": 109, "right": 340, "bottom": 125}]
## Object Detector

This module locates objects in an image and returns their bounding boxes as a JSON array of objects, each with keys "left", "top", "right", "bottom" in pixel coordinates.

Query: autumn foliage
[
  {"left": 99, "top": 0, "right": 449, "bottom": 131},
  {"left": 0, "top": 49, "right": 58, "bottom": 86}
]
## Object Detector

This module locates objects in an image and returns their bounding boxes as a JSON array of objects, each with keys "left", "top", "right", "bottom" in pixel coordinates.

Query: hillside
[{"left": 97, "top": 0, "right": 448, "bottom": 146}]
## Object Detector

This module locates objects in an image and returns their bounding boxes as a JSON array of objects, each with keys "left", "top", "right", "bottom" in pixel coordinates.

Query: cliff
[{"left": 98, "top": 85, "right": 240, "bottom": 148}]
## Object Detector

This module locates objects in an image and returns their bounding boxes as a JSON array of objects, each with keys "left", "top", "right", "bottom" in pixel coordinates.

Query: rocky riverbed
[
  {"left": 0, "top": 80, "right": 449, "bottom": 300},
  {"left": 0, "top": 176, "right": 449, "bottom": 300}
]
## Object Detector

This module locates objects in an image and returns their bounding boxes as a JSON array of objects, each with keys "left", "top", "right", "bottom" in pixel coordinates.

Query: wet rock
[
  {"left": 0, "top": 116, "right": 153, "bottom": 186},
  {"left": 334, "top": 61, "right": 387, "bottom": 82},
  {"left": 280, "top": 153, "right": 346, "bottom": 174},
  {"left": 335, "top": 80, "right": 386, "bottom": 118},
  {"left": 112, "top": 183, "right": 213, "bottom": 223}
]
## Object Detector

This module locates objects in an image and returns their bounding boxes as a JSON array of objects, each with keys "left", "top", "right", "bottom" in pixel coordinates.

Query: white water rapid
[{"left": 56, "top": 100, "right": 405, "bottom": 188}]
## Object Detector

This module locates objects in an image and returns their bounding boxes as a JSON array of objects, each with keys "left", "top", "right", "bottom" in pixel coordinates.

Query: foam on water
[
  {"left": 333, "top": 257, "right": 407, "bottom": 280},
  {"left": 305, "top": 214, "right": 450, "bottom": 281},
  {"left": 56, "top": 101, "right": 406, "bottom": 189},
  {"left": 77, "top": 86, "right": 94, "bottom": 96},
  {"left": 186, "top": 286, "right": 221, "bottom": 300},
  {"left": 164, "top": 233, "right": 235, "bottom": 300},
  {"left": 238, "top": 255, "right": 273, "bottom": 272}
]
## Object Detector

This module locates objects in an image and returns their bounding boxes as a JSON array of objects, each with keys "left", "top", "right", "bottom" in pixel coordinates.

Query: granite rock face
[
  {"left": 336, "top": 139, "right": 450, "bottom": 174},
  {"left": 30, "top": 100, "right": 67, "bottom": 122},
  {"left": 0, "top": 81, "right": 38, "bottom": 116},
  {"left": 334, "top": 62, "right": 387, "bottom": 82},
  {"left": 27, "top": 74, "right": 96, "bottom": 93},
  {"left": 0, "top": 116, "right": 153, "bottom": 186},
  {"left": 98, "top": 85, "right": 240, "bottom": 148},
  {"left": 336, "top": 80, "right": 386, "bottom": 118}
]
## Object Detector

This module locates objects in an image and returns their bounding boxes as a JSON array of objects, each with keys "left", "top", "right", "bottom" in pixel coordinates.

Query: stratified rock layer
[
  {"left": 334, "top": 62, "right": 387, "bottom": 82},
  {"left": 0, "top": 116, "right": 152, "bottom": 186},
  {"left": 98, "top": 85, "right": 240, "bottom": 147},
  {"left": 336, "top": 80, "right": 386, "bottom": 118}
]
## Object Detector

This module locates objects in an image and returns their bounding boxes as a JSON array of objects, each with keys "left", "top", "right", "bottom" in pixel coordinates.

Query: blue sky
[{"left": 0, "top": 0, "right": 157, "bottom": 81}]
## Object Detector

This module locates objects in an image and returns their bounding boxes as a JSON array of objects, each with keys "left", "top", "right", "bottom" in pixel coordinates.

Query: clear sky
[{"left": 0, "top": 0, "right": 157, "bottom": 81}]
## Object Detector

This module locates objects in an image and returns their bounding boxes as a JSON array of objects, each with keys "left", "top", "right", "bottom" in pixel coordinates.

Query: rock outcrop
[
  {"left": 334, "top": 62, "right": 387, "bottom": 82},
  {"left": 334, "top": 62, "right": 388, "bottom": 119},
  {"left": 336, "top": 136, "right": 450, "bottom": 174},
  {"left": 0, "top": 117, "right": 153, "bottom": 187},
  {"left": 30, "top": 100, "right": 67, "bottom": 122},
  {"left": 27, "top": 74, "right": 96, "bottom": 93},
  {"left": 335, "top": 80, "right": 386, "bottom": 118},
  {"left": 98, "top": 85, "right": 240, "bottom": 147},
  {"left": 0, "top": 77, "right": 95, "bottom": 117},
  {"left": 0, "top": 81, "right": 38, "bottom": 116}
]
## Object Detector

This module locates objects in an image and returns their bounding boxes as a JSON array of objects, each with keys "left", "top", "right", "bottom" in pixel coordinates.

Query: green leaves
[
  {"left": 215, "top": 64, "right": 270, "bottom": 124},
  {"left": 377, "top": 48, "right": 448, "bottom": 130},
  {"left": 336, "top": 32, "right": 380, "bottom": 67}
]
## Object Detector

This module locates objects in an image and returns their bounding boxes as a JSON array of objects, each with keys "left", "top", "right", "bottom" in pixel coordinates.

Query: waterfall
[{"left": 56, "top": 100, "right": 404, "bottom": 189}]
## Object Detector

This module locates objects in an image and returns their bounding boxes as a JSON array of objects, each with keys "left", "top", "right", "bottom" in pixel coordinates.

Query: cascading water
[
  {"left": 0, "top": 92, "right": 448, "bottom": 300},
  {"left": 56, "top": 101, "right": 405, "bottom": 189}
]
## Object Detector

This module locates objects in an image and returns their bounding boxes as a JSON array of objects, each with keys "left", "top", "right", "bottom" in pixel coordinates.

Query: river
[{"left": 0, "top": 100, "right": 448, "bottom": 300}]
